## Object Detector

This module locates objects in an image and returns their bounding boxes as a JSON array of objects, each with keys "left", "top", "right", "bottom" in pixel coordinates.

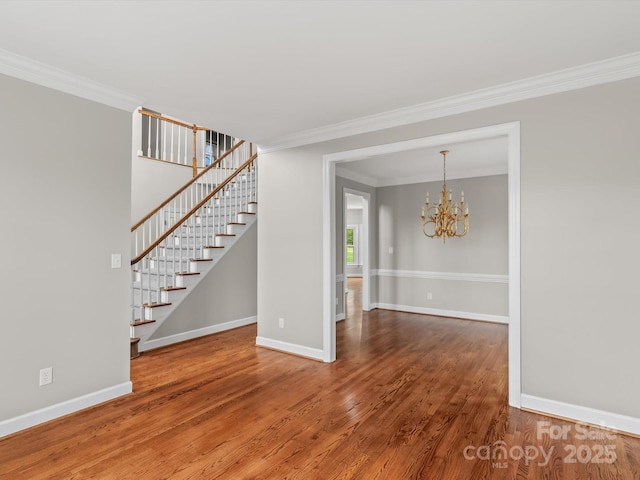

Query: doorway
[
  {"left": 323, "top": 122, "right": 521, "bottom": 408},
  {"left": 343, "top": 189, "right": 370, "bottom": 316}
]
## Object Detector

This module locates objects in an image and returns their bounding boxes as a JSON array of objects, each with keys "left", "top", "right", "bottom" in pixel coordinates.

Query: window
[{"left": 346, "top": 225, "right": 359, "bottom": 265}]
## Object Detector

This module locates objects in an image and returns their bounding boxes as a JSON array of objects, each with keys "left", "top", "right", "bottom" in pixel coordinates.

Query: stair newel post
[{"left": 192, "top": 124, "right": 198, "bottom": 178}]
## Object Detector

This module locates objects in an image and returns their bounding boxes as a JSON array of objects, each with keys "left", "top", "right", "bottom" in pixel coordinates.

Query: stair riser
[
  {"left": 214, "top": 235, "right": 236, "bottom": 247},
  {"left": 226, "top": 224, "right": 246, "bottom": 235},
  {"left": 238, "top": 213, "right": 256, "bottom": 223}
]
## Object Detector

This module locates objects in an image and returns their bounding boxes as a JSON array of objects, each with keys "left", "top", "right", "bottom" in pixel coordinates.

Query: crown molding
[
  {"left": 0, "top": 48, "right": 144, "bottom": 111},
  {"left": 259, "top": 51, "right": 640, "bottom": 153}
]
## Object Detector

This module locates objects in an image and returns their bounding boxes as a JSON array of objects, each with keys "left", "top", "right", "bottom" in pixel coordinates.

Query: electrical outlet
[
  {"left": 427, "top": 292, "right": 433, "bottom": 300},
  {"left": 389, "top": 246, "right": 394, "bottom": 254},
  {"left": 278, "top": 318, "right": 284, "bottom": 328},
  {"left": 39, "top": 367, "right": 53, "bottom": 386}
]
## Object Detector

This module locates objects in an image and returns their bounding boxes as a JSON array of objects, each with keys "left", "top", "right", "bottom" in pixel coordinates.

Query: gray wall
[
  {"left": 377, "top": 175, "right": 508, "bottom": 317},
  {"left": 0, "top": 74, "right": 132, "bottom": 421},
  {"left": 257, "top": 149, "right": 324, "bottom": 349},
  {"left": 131, "top": 156, "right": 192, "bottom": 223},
  {"left": 257, "top": 77, "right": 640, "bottom": 419},
  {"left": 150, "top": 221, "right": 257, "bottom": 339}
]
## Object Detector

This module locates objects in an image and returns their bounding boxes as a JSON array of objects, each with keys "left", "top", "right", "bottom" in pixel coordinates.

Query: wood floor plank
[{"left": 2, "top": 278, "right": 640, "bottom": 479}]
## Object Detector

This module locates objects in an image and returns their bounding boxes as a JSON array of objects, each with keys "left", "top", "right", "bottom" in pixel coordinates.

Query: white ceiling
[
  {"left": 1, "top": 0, "right": 640, "bottom": 150},
  {"left": 0, "top": 0, "right": 632, "bottom": 437}
]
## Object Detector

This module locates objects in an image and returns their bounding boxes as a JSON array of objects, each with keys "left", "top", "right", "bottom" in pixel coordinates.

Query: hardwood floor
[{"left": 2, "top": 279, "right": 640, "bottom": 479}]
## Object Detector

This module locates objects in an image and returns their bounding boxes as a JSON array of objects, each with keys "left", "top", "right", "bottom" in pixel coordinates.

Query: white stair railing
[
  {"left": 131, "top": 140, "right": 252, "bottom": 265},
  {"left": 131, "top": 152, "right": 258, "bottom": 329},
  {"left": 138, "top": 109, "right": 238, "bottom": 176}
]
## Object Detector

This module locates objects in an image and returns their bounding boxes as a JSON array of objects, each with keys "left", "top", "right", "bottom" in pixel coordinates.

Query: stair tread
[
  {"left": 228, "top": 222, "right": 246, "bottom": 225},
  {"left": 143, "top": 302, "right": 172, "bottom": 308},
  {"left": 131, "top": 319, "right": 156, "bottom": 327},
  {"left": 190, "top": 258, "right": 213, "bottom": 262},
  {"left": 238, "top": 212, "right": 256, "bottom": 215},
  {"left": 160, "top": 286, "right": 187, "bottom": 291},
  {"left": 130, "top": 337, "right": 140, "bottom": 343},
  {"left": 216, "top": 233, "right": 236, "bottom": 237},
  {"left": 175, "top": 271, "right": 200, "bottom": 276},
  {"left": 203, "top": 245, "right": 225, "bottom": 249}
]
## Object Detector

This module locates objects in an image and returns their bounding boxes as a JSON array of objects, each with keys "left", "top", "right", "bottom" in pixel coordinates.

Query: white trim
[
  {"left": 0, "top": 381, "right": 132, "bottom": 439},
  {"left": 336, "top": 313, "right": 346, "bottom": 322},
  {"left": 507, "top": 123, "right": 522, "bottom": 408},
  {"left": 373, "top": 269, "right": 508, "bottom": 284},
  {"left": 260, "top": 51, "right": 640, "bottom": 152},
  {"left": 256, "top": 336, "right": 324, "bottom": 361},
  {"left": 521, "top": 394, "right": 640, "bottom": 437},
  {"left": 325, "top": 123, "right": 518, "bottom": 165},
  {"left": 374, "top": 303, "right": 508, "bottom": 324},
  {"left": 0, "top": 48, "right": 144, "bottom": 111},
  {"left": 141, "top": 316, "right": 257, "bottom": 352},
  {"left": 323, "top": 121, "right": 521, "bottom": 405},
  {"left": 322, "top": 160, "right": 337, "bottom": 362}
]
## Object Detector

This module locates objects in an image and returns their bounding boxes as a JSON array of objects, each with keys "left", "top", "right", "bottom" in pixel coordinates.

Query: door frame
[{"left": 322, "top": 121, "right": 522, "bottom": 407}]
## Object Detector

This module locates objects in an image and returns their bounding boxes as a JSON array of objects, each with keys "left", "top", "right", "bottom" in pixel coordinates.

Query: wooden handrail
[
  {"left": 131, "top": 140, "right": 246, "bottom": 231},
  {"left": 138, "top": 109, "right": 209, "bottom": 131},
  {"left": 131, "top": 152, "right": 258, "bottom": 265}
]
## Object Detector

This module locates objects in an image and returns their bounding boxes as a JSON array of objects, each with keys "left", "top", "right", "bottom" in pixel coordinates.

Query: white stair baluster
[
  {"left": 155, "top": 116, "right": 160, "bottom": 159},
  {"left": 163, "top": 120, "right": 167, "bottom": 160}
]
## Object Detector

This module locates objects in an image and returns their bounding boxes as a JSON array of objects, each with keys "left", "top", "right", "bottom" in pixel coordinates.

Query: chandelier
[{"left": 421, "top": 150, "right": 469, "bottom": 242}]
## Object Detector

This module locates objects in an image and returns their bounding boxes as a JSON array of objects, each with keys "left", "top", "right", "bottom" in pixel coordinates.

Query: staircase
[{"left": 130, "top": 123, "right": 257, "bottom": 356}]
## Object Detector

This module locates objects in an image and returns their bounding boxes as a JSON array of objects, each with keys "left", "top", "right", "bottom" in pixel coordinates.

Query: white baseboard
[
  {"left": 336, "top": 313, "right": 345, "bottom": 322},
  {"left": 256, "top": 336, "right": 324, "bottom": 361},
  {"left": 373, "top": 303, "right": 508, "bottom": 324},
  {"left": 521, "top": 394, "right": 640, "bottom": 437},
  {"left": 0, "top": 381, "right": 132, "bottom": 439},
  {"left": 142, "top": 316, "right": 257, "bottom": 351}
]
